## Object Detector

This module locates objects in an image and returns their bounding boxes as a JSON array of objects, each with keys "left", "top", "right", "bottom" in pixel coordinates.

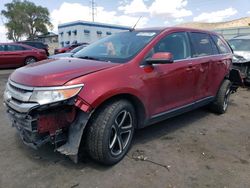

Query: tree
[{"left": 1, "top": 0, "right": 53, "bottom": 41}]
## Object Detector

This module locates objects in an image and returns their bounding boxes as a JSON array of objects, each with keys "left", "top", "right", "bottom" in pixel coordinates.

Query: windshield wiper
[{"left": 78, "top": 56, "right": 100, "bottom": 61}]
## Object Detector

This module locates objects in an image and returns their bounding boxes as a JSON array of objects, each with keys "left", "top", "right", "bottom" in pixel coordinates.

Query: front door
[{"left": 143, "top": 32, "right": 197, "bottom": 115}]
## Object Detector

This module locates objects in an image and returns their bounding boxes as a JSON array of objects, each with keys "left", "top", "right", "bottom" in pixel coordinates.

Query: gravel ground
[{"left": 0, "top": 70, "right": 249, "bottom": 188}]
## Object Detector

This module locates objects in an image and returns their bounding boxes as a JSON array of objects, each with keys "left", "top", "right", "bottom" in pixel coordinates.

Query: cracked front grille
[
  {"left": 6, "top": 81, "right": 33, "bottom": 102},
  {"left": 9, "top": 82, "right": 31, "bottom": 94}
]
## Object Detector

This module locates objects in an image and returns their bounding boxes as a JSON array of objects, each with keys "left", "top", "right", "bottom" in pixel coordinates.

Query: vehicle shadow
[
  {"left": 133, "top": 108, "right": 209, "bottom": 145},
  {"left": 16, "top": 107, "right": 212, "bottom": 171}
]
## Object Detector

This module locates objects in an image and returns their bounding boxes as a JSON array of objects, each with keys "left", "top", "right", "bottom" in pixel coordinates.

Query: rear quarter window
[{"left": 211, "top": 35, "right": 231, "bottom": 54}]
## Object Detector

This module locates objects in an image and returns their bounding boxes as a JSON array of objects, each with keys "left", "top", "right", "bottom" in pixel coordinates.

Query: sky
[{"left": 0, "top": 0, "right": 250, "bottom": 42}]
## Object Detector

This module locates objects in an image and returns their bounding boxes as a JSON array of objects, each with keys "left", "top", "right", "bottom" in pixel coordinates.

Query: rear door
[
  {"left": 209, "top": 35, "right": 232, "bottom": 95},
  {"left": 188, "top": 32, "right": 219, "bottom": 100},
  {"left": 3, "top": 45, "right": 28, "bottom": 67}
]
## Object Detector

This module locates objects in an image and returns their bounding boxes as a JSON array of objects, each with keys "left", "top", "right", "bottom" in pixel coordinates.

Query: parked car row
[
  {"left": 0, "top": 42, "right": 89, "bottom": 68},
  {"left": 0, "top": 43, "right": 47, "bottom": 68},
  {"left": 17, "top": 41, "right": 50, "bottom": 56},
  {"left": 1, "top": 35, "right": 250, "bottom": 85}
]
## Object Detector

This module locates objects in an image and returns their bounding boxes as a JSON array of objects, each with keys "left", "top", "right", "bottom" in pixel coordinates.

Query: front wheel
[
  {"left": 24, "top": 57, "right": 36, "bottom": 65},
  {"left": 210, "top": 79, "right": 232, "bottom": 114},
  {"left": 86, "top": 100, "right": 136, "bottom": 165}
]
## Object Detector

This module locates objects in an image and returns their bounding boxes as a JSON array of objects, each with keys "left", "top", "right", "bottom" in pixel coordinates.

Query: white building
[{"left": 58, "top": 20, "right": 131, "bottom": 47}]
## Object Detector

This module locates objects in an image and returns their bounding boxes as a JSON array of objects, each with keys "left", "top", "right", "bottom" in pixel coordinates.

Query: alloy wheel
[
  {"left": 109, "top": 110, "right": 133, "bottom": 156},
  {"left": 223, "top": 88, "right": 231, "bottom": 111},
  {"left": 25, "top": 58, "right": 36, "bottom": 65}
]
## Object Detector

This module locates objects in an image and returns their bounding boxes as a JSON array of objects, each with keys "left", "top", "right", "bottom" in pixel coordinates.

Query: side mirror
[{"left": 146, "top": 52, "right": 174, "bottom": 65}]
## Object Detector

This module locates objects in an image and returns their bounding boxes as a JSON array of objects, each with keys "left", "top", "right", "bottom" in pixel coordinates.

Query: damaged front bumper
[
  {"left": 4, "top": 80, "right": 91, "bottom": 163},
  {"left": 232, "top": 59, "right": 250, "bottom": 84}
]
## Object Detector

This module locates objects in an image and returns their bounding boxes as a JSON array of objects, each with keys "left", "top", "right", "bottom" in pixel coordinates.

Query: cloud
[
  {"left": 175, "top": 18, "right": 184, "bottom": 23},
  {"left": 51, "top": 2, "right": 148, "bottom": 31},
  {"left": 164, "top": 20, "right": 170, "bottom": 25},
  {"left": 247, "top": 11, "right": 250, "bottom": 14},
  {"left": 118, "top": 0, "right": 148, "bottom": 14},
  {"left": 0, "top": 25, "right": 9, "bottom": 42},
  {"left": 118, "top": 0, "right": 192, "bottom": 20},
  {"left": 193, "top": 7, "right": 238, "bottom": 22},
  {"left": 149, "top": 0, "right": 192, "bottom": 18}
]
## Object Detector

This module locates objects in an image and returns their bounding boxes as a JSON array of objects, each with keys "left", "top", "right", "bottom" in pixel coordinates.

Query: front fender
[{"left": 90, "top": 87, "right": 145, "bottom": 109}]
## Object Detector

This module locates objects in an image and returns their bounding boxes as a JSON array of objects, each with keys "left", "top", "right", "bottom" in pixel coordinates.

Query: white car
[{"left": 229, "top": 35, "right": 250, "bottom": 84}]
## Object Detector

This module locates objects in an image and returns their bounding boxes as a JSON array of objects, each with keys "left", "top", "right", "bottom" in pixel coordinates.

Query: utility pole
[{"left": 90, "top": 0, "right": 96, "bottom": 22}]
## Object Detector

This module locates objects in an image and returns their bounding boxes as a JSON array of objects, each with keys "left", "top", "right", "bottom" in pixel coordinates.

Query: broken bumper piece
[{"left": 5, "top": 100, "right": 90, "bottom": 163}]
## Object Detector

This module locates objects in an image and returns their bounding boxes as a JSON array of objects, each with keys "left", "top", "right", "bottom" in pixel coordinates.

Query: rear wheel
[
  {"left": 86, "top": 100, "right": 136, "bottom": 165},
  {"left": 24, "top": 57, "right": 36, "bottom": 65},
  {"left": 210, "top": 79, "right": 231, "bottom": 114}
]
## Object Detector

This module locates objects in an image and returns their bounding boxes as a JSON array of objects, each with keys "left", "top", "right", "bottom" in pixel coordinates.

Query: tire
[
  {"left": 24, "top": 57, "right": 36, "bottom": 65},
  {"left": 210, "top": 79, "right": 232, "bottom": 114},
  {"left": 86, "top": 100, "right": 136, "bottom": 165}
]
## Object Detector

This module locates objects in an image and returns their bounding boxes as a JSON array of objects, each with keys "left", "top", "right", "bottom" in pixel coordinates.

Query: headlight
[{"left": 29, "top": 84, "right": 83, "bottom": 105}]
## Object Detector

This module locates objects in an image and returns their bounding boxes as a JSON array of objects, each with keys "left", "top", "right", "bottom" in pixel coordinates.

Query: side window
[
  {"left": 0, "top": 45, "right": 5, "bottom": 51},
  {"left": 189, "top": 32, "right": 214, "bottom": 57},
  {"left": 209, "top": 36, "right": 220, "bottom": 55},
  {"left": 6, "top": 45, "right": 27, "bottom": 51},
  {"left": 211, "top": 35, "right": 231, "bottom": 54},
  {"left": 148, "top": 32, "right": 191, "bottom": 61}
]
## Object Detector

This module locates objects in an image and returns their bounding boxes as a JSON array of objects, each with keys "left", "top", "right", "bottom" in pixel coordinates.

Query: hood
[
  {"left": 234, "top": 51, "right": 250, "bottom": 61},
  {"left": 10, "top": 58, "right": 118, "bottom": 87},
  {"left": 232, "top": 54, "right": 249, "bottom": 64}
]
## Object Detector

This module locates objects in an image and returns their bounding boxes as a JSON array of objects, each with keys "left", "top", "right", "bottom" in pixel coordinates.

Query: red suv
[
  {"left": 0, "top": 43, "right": 47, "bottom": 68},
  {"left": 4, "top": 27, "right": 237, "bottom": 165}
]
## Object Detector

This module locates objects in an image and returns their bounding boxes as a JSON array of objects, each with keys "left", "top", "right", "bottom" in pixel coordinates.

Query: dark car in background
[
  {"left": 228, "top": 35, "right": 250, "bottom": 84},
  {"left": 54, "top": 43, "right": 88, "bottom": 54},
  {"left": 18, "top": 41, "right": 49, "bottom": 56},
  {"left": 49, "top": 44, "right": 88, "bottom": 59},
  {"left": 0, "top": 43, "right": 47, "bottom": 68}
]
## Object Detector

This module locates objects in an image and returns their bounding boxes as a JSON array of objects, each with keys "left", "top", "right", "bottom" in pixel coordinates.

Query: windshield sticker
[{"left": 136, "top": 32, "right": 156, "bottom": 37}]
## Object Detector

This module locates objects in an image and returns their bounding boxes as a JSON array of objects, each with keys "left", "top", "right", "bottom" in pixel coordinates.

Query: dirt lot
[{"left": 0, "top": 70, "right": 249, "bottom": 188}]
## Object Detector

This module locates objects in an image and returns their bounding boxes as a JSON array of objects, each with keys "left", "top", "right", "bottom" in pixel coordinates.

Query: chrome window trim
[
  {"left": 140, "top": 53, "right": 232, "bottom": 67},
  {"left": 9, "top": 80, "right": 84, "bottom": 91},
  {"left": 174, "top": 53, "right": 232, "bottom": 63}
]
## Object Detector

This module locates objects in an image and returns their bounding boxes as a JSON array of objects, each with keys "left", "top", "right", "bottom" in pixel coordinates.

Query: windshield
[
  {"left": 73, "top": 31, "right": 158, "bottom": 63},
  {"left": 70, "top": 45, "right": 86, "bottom": 53},
  {"left": 228, "top": 39, "right": 250, "bottom": 51}
]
